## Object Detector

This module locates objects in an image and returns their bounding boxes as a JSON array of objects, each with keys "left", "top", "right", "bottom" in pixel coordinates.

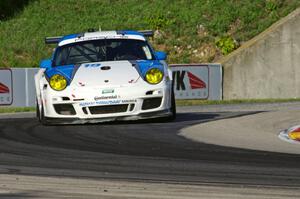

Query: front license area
[
  {"left": 79, "top": 100, "right": 122, "bottom": 107},
  {"left": 78, "top": 99, "right": 136, "bottom": 116},
  {"left": 79, "top": 99, "right": 137, "bottom": 107}
]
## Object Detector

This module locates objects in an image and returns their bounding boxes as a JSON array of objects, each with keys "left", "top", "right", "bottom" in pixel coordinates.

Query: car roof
[{"left": 58, "top": 30, "right": 146, "bottom": 46}]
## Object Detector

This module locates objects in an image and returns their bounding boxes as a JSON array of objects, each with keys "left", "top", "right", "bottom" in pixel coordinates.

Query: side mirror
[
  {"left": 155, "top": 51, "right": 167, "bottom": 60},
  {"left": 40, "top": 59, "right": 52, "bottom": 69}
]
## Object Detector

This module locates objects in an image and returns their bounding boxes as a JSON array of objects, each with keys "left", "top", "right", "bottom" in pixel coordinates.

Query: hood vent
[{"left": 101, "top": 66, "right": 111, "bottom": 70}]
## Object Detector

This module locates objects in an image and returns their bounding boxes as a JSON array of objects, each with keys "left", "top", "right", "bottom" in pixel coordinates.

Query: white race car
[{"left": 35, "top": 30, "right": 176, "bottom": 124}]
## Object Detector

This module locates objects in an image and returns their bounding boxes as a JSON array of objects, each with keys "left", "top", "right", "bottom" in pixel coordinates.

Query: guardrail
[{"left": 0, "top": 64, "right": 222, "bottom": 107}]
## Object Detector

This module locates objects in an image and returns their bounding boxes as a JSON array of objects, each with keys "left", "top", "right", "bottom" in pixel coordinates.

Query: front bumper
[
  {"left": 44, "top": 109, "right": 172, "bottom": 124},
  {"left": 41, "top": 80, "right": 172, "bottom": 123}
]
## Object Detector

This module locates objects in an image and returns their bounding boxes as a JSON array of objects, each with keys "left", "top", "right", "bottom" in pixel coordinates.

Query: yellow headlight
[
  {"left": 145, "top": 68, "right": 163, "bottom": 84},
  {"left": 49, "top": 74, "right": 67, "bottom": 91}
]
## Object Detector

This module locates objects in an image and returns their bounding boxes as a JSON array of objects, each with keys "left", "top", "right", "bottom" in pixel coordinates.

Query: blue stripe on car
[
  {"left": 117, "top": 30, "right": 144, "bottom": 37},
  {"left": 135, "top": 60, "right": 164, "bottom": 77},
  {"left": 45, "top": 65, "right": 77, "bottom": 85},
  {"left": 60, "top": 33, "right": 81, "bottom": 42}
]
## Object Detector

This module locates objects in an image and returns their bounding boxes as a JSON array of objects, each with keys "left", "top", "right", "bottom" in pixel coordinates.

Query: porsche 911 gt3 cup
[{"left": 35, "top": 30, "right": 176, "bottom": 124}]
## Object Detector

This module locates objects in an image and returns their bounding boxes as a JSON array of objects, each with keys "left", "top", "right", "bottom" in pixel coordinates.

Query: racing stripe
[{"left": 136, "top": 60, "right": 164, "bottom": 77}]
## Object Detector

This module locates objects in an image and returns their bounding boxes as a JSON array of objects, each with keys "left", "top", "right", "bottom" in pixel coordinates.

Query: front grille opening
[
  {"left": 89, "top": 104, "right": 128, "bottom": 115},
  {"left": 129, "top": 104, "right": 135, "bottom": 111},
  {"left": 82, "top": 107, "right": 88, "bottom": 115},
  {"left": 62, "top": 97, "right": 70, "bottom": 101},
  {"left": 53, "top": 104, "right": 76, "bottom": 115},
  {"left": 73, "top": 98, "right": 84, "bottom": 101},
  {"left": 142, "top": 97, "right": 162, "bottom": 110},
  {"left": 146, "top": 90, "right": 153, "bottom": 95}
]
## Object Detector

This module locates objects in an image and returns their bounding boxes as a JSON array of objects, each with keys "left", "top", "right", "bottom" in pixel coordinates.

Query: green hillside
[{"left": 0, "top": 0, "right": 299, "bottom": 67}]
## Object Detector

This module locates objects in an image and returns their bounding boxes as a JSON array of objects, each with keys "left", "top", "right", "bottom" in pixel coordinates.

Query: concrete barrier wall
[{"left": 221, "top": 8, "right": 300, "bottom": 99}]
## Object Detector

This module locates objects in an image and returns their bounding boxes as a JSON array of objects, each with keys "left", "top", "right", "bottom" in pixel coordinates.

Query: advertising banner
[
  {"left": 0, "top": 69, "right": 13, "bottom": 105},
  {"left": 170, "top": 64, "right": 222, "bottom": 100}
]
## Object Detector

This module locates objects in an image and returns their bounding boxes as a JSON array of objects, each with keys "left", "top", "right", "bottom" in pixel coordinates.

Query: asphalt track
[{"left": 0, "top": 104, "right": 300, "bottom": 198}]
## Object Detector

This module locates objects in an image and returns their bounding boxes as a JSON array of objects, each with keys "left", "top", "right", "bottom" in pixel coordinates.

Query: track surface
[{"left": 0, "top": 108, "right": 300, "bottom": 190}]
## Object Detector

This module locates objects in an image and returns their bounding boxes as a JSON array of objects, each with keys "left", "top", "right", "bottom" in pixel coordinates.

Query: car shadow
[{"left": 76, "top": 111, "right": 264, "bottom": 126}]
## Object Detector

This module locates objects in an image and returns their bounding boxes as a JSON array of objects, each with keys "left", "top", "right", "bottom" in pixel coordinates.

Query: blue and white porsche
[{"left": 35, "top": 30, "right": 176, "bottom": 124}]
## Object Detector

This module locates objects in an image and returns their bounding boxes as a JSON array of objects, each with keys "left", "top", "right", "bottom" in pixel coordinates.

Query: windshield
[{"left": 53, "top": 39, "right": 154, "bottom": 66}]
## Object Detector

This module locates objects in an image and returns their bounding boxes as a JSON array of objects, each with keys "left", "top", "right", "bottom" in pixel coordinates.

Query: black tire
[
  {"left": 36, "top": 100, "right": 41, "bottom": 122},
  {"left": 161, "top": 89, "right": 176, "bottom": 122},
  {"left": 169, "top": 89, "right": 177, "bottom": 120},
  {"left": 40, "top": 106, "right": 49, "bottom": 125},
  {"left": 37, "top": 100, "right": 48, "bottom": 125}
]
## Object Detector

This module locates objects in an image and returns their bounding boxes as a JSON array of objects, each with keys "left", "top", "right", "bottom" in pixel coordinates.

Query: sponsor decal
[
  {"left": 79, "top": 99, "right": 137, "bottom": 107},
  {"left": 85, "top": 63, "right": 101, "bottom": 68},
  {"left": 102, "top": 89, "right": 114, "bottom": 94},
  {"left": 95, "top": 100, "right": 121, "bottom": 105},
  {"left": 121, "top": 99, "right": 137, "bottom": 103},
  {"left": 0, "top": 69, "right": 13, "bottom": 105},
  {"left": 75, "top": 36, "right": 106, "bottom": 42},
  {"left": 171, "top": 66, "right": 209, "bottom": 99},
  {"left": 79, "top": 100, "right": 121, "bottom": 107},
  {"left": 79, "top": 102, "right": 95, "bottom": 107},
  {"left": 94, "top": 95, "right": 119, "bottom": 101},
  {"left": 78, "top": 82, "right": 85, "bottom": 87},
  {"left": 74, "top": 35, "right": 129, "bottom": 42},
  {"left": 128, "top": 79, "right": 135, "bottom": 83}
]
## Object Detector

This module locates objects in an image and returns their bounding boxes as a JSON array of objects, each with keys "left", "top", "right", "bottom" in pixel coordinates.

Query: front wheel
[
  {"left": 36, "top": 100, "right": 40, "bottom": 122},
  {"left": 161, "top": 89, "right": 176, "bottom": 122},
  {"left": 36, "top": 99, "right": 48, "bottom": 125},
  {"left": 169, "top": 89, "right": 176, "bottom": 120}
]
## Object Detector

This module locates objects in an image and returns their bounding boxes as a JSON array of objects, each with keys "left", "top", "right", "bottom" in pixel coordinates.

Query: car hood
[
  {"left": 71, "top": 61, "right": 141, "bottom": 87},
  {"left": 44, "top": 60, "right": 164, "bottom": 87}
]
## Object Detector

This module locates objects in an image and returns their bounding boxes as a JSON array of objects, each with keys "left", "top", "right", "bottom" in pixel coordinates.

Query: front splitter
[{"left": 44, "top": 109, "right": 172, "bottom": 125}]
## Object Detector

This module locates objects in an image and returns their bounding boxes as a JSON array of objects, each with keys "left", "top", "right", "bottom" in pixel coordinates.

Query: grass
[
  {"left": 1, "top": 98, "right": 300, "bottom": 113},
  {"left": 0, "top": 0, "right": 299, "bottom": 67},
  {"left": 0, "top": 107, "right": 35, "bottom": 113}
]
